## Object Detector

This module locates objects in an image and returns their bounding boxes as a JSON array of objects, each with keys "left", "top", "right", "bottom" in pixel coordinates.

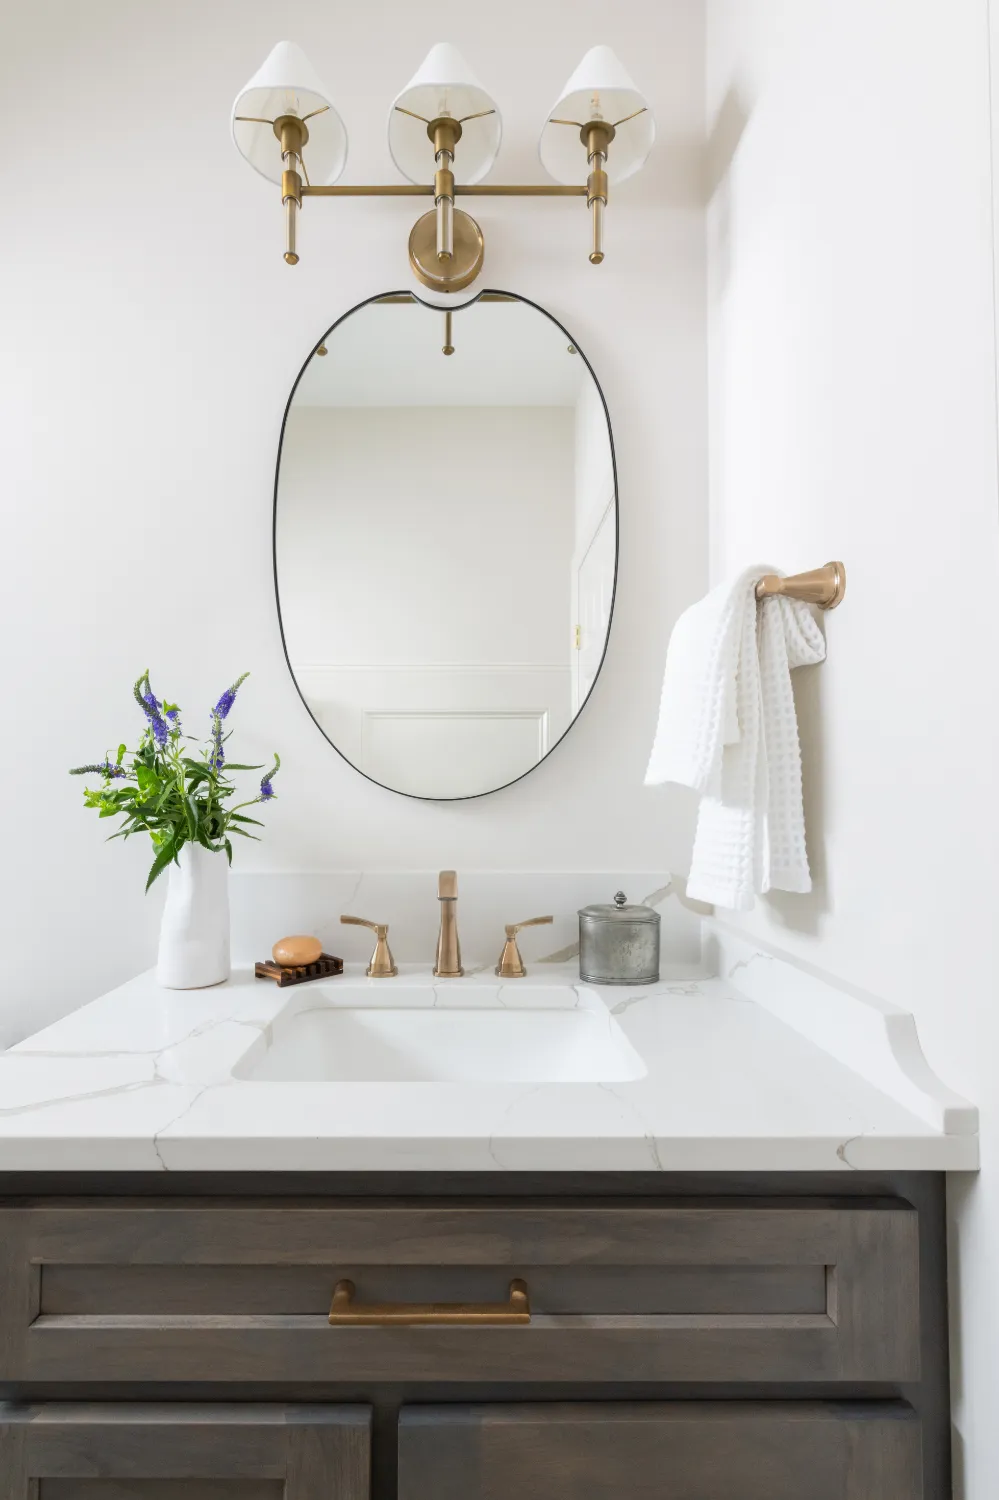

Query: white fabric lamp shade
[
  {"left": 539, "top": 45, "right": 655, "bottom": 185},
  {"left": 232, "top": 40, "right": 347, "bottom": 186},
  {"left": 388, "top": 43, "right": 501, "bottom": 184}
]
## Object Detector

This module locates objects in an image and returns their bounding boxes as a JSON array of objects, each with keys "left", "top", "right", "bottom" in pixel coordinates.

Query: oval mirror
[{"left": 274, "top": 291, "right": 617, "bottom": 800}]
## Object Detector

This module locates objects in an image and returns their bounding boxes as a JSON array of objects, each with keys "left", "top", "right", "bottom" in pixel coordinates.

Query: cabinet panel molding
[
  {"left": 398, "top": 1401, "right": 922, "bottom": 1500},
  {"left": 0, "top": 1403, "right": 371, "bottom": 1500},
  {"left": 0, "top": 1198, "right": 919, "bottom": 1387}
]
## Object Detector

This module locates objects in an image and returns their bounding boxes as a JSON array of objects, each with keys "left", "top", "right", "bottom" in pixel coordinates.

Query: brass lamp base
[{"left": 409, "top": 208, "right": 484, "bottom": 292}]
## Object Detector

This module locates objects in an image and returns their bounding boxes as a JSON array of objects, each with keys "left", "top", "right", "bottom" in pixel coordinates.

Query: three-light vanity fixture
[{"left": 231, "top": 41, "right": 655, "bottom": 291}]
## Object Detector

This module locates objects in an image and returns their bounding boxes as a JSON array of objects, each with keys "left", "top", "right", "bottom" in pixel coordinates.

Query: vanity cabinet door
[
  {"left": 0, "top": 1403, "right": 371, "bottom": 1500},
  {"left": 397, "top": 1403, "right": 922, "bottom": 1500}
]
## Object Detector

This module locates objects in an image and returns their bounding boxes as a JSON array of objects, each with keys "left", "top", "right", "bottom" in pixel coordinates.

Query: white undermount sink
[{"left": 233, "top": 984, "right": 647, "bottom": 1084}]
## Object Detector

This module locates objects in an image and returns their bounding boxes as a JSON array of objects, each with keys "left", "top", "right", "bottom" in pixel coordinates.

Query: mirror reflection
[{"left": 275, "top": 293, "right": 617, "bottom": 799}]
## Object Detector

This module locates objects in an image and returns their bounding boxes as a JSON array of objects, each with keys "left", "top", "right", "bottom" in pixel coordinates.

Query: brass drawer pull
[{"left": 329, "top": 1278, "right": 530, "bottom": 1325}]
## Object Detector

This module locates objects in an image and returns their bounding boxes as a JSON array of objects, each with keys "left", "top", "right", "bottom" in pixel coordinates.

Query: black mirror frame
[{"left": 272, "top": 288, "right": 619, "bottom": 802}]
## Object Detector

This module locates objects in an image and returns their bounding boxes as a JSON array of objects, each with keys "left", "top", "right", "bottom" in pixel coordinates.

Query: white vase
[{"left": 156, "top": 842, "right": 231, "bottom": 989}]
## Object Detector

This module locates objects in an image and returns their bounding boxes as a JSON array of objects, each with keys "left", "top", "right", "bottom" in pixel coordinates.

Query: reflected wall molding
[{"left": 291, "top": 661, "right": 570, "bottom": 675}]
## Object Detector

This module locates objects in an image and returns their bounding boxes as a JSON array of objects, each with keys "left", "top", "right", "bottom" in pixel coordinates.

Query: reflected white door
[{"left": 574, "top": 503, "right": 616, "bottom": 711}]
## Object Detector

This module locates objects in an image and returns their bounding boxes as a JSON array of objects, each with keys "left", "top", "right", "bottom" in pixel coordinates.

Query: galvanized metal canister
[{"left": 578, "top": 892, "right": 660, "bottom": 985}]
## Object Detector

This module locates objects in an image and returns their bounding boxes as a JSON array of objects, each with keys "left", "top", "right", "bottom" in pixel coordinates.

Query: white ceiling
[{"left": 292, "top": 298, "right": 589, "bottom": 408}]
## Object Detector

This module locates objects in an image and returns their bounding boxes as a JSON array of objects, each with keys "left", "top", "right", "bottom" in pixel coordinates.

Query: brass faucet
[
  {"left": 340, "top": 916, "right": 398, "bottom": 978},
  {"left": 434, "top": 869, "right": 463, "bottom": 977}
]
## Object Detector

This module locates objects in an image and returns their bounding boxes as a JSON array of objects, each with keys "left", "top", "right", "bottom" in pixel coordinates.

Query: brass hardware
[
  {"left": 303, "top": 184, "right": 434, "bottom": 196},
  {"left": 434, "top": 869, "right": 463, "bottom": 977},
  {"left": 429, "top": 115, "right": 463, "bottom": 158},
  {"left": 340, "top": 915, "right": 398, "bottom": 977},
  {"left": 425, "top": 118, "right": 463, "bottom": 261},
  {"left": 567, "top": 344, "right": 577, "bottom": 354},
  {"left": 495, "top": 916, "right": 554, "bottom": 978},
  {"left": 274, "top": 114, "right": 309, "bottom": 157},
  {"left": 329, "top": 1277, "right": 530, "bottom": 1325},
  {"left": 442, "top": 309, "right": 454, "bottom": 355},
  {"left": 299, "top": 184, "right": 586, "bottom": 197},
  {"left": 755, "top": 561, "right": 847, "bottom": 611},
  {"left": 582, "top": 120, "right": 616, "bottom": 159},
  {"left": 583, "top": 123, "right": 614, "bottom": 266},
  {"left": 263, "top": 78, "right": 601, "bottom": 277},
  {"left": 433, "top": 167, "right": 455, "bottom": 200},
  {"left": 573, "top": 625, "right": 582, "bottom": 649},
  {"left": 409, "top": 209, "right": 484, "bottom": 293},
  {"left": 316, "top": 344, "right": 328, "bottom": 356},
  {"left": 273, "top": 115, "right": 308, "bottom": 266}
]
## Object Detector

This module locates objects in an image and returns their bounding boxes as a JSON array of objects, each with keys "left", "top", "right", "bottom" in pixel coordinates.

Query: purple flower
[
  {"left": 209, "top": 713, "right": 225, "bottom": 772},
  {"left": 258, "top": 752, "right": 280, "bottom": 800},
  {"left": 165, "top": 708, "right": 181, "bottom": 735},
  {"left": 69, "top": 761, "right": 126, "bottom": 778},
  {"left": 138, "top": 677, "right": 168, "bottom": 748},
  {"left": 213, "top": 672, "right": 249, "bottom": 721}
]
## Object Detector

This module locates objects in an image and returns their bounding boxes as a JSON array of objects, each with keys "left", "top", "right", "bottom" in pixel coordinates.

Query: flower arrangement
[{"left": 70, "top": 671, "right": 280, "bottom": 892}]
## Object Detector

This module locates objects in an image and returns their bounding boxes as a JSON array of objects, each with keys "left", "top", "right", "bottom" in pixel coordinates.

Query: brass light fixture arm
[
  {"left": 299, "top": 183, "right": 588, "bottom": 197},
  {"left": 272, "top": 114, "right": 310, "bottom": 265},
  {"left": 582, "top": 121, "right": 615, "bottom": 264},
  {"left": 252, "top": 91, "right": 644, "bottom": 278}
]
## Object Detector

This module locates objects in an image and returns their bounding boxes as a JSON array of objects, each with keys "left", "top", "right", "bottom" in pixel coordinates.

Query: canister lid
[{"left": 578, "top": 891, "right": 660, "bottom": 923}]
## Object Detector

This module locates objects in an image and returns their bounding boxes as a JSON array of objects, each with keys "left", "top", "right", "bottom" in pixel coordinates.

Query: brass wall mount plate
[{"left": 408, "top": 208, "right": 484, "bottom": 292}]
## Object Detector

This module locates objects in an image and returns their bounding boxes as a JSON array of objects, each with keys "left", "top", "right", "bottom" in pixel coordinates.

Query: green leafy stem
[{"left": 70, "top": 670, "right": 279, "bottom": 891}]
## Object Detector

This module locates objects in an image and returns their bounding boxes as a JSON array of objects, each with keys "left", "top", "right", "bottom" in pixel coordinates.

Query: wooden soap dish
[{"left": 254, "top": 953, "right": 344, "bottom": 987}]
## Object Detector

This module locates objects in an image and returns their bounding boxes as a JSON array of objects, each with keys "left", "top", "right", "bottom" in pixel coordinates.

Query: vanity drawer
[{"left": 0, "top": 1198, "right": 919, "bottom": 1386}]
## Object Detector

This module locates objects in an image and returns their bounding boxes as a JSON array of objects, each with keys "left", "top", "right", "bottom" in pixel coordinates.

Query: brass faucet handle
[
  {"left": 495, "top": 916, "right": 554, "bottom": 979},
  {"left": 340, "top": 915, "right": 398, "bottom": 978}
]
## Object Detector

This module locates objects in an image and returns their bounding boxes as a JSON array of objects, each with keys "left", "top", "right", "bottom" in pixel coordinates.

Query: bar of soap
[{"left": 272, "top": 935, "right": 323, "bottom": 967}]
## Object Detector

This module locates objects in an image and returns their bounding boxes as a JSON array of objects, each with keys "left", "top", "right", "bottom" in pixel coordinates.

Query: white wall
[
  {"left": 0, "top": 0, "right": 707, "bottom": 1042},
  {"left": 279, "top": 406, "right": 575, "bottom": 667},
  {"left": 705, "top": 3, "right": 999, "bottom": 1494},
  {"left": 279, "top": 403, "right": 576, "bottom": 793}
]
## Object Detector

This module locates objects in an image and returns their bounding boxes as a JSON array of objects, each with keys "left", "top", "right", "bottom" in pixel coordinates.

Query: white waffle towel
[{"left": 644, "top": 566, "right": 826, "bottom": 910}]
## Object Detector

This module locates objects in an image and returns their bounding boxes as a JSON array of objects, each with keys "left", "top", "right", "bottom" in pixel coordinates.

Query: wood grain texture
[
  {"left": 0, "top": 1199, "right": 918, "bottom": 1386},
  {"left": 41, "top": 1484, "right": 279, "bottom": 1500},
  {"left": 16, "top": 1202, "right": 869, "bottom": 1265},
  {"left": 39, "top": 1262, "right": 827, "bottom": 1317},
  {"left": 397, "top": 1401, "right": 923, "bottom": 1500},
  {"left": 0, "top": 1403, "right": 370, "bottom": 1497},
  {"left": 0, "top": 1170, "right": 950, "bottom": 1500}
]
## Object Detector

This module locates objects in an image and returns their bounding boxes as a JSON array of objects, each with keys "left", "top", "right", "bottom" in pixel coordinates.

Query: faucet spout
[{"left": 434, "top": 869, "right": 463, "bottom": 977}]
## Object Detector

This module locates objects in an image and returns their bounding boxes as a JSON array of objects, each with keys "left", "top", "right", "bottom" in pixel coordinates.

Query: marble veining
[{"left": 0, "top": 959, "right": 978, "bottom": 1173}]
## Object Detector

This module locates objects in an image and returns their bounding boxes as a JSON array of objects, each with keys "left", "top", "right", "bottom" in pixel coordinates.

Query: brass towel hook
[{"left": 755, "top": 561, "right": 846, "bottom": 610}]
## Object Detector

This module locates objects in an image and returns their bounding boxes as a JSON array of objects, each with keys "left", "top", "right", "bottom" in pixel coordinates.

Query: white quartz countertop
[{"left": 0, "top": 961, "right": 978, "bottom": 1173}]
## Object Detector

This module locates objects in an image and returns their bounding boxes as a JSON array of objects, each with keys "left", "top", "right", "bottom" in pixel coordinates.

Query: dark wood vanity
[{"left": 0, "top": 1170, "right": 948, "bottom": 1498}]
